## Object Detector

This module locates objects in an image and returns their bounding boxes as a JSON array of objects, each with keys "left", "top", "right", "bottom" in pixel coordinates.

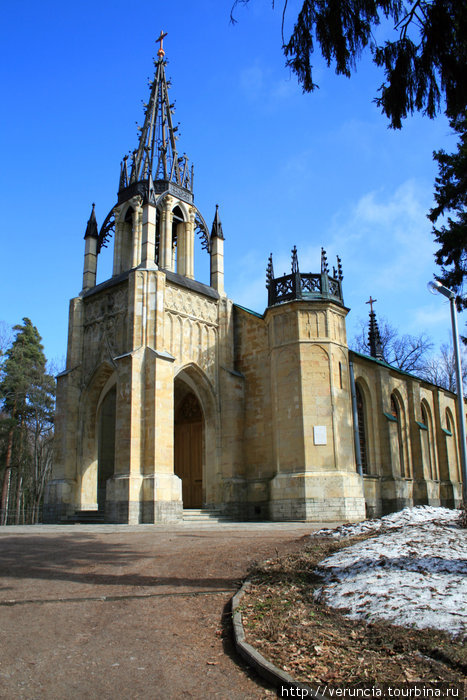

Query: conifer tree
[
  {"left": 231, "top": 0, "right": 467, "bottom": 129},
  {"left": 429, "top": 113, "right": 467, "bottom": 309},
  {"left": 0, "top": 319, "right": 55, "bottom": 524}
]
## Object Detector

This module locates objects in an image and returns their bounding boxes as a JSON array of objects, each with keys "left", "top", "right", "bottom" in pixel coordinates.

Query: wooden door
[{"left": 174, "top": 393, "right": 203, "bottom": 508}]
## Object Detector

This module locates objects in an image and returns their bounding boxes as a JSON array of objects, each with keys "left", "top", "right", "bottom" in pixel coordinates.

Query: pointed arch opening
[
  {"left": 114, "top": 206, "right": 135, "bottom": 274},
  {"left": 421, "top": 401, "right": 437, "bottom": 480},
  {"left": 79, "top": 364, "right": 117, "bottom": 511},
  {"left": 446, "top": 408, "right": 461, "bottom": 482},
  {"left": 355, "top": 383, "right": 369, "bottom": 474},
  {"left": 172, "top": 205, "right": 185, "bottom": 272},
  {"left": 173, "top": 364, "right": 219, "bottom": 510},
  {"left": 97, "top": 385, "right": 117, "bottom": 510},
  {"left": 390, "top": 392, "right": 409, "bottom": 478},
  {"left": 174, "top": 386, "right": 203, "bottom": 508}
]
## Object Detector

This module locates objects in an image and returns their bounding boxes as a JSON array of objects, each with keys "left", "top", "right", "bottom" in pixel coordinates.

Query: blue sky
[{"left": 0, "top": 0, "right": 461, "bottom": 365}]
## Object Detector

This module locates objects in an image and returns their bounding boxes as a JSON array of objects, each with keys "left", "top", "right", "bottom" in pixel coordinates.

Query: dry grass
[{"left": 240, "top": 534, "right": 466, "bottom": 686}]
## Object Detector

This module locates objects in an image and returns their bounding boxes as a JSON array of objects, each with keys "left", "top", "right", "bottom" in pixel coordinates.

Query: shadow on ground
[{"left": 0, "top": 534, "right": 241, "bottom": 591}]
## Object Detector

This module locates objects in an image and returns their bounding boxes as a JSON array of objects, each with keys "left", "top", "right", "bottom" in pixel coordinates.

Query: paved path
[{"left": 0, "top": 522, "right": 334, "bottom": 699}]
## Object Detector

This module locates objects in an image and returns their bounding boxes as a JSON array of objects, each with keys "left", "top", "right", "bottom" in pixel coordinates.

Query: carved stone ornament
[
  {"left": 82, "top": 287, "right": 128, "bottom": 380},
  {"left": 84, "top": 288, "right": 127, "bottom": 326},
  {"left": 165, "top": 285, "right": 218, "bottom": 325}
]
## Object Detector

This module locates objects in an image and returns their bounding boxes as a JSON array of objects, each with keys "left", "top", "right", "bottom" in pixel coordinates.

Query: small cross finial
[
  {"left": 366, "top": 296, "right": 377, "bottom": 313},
  {"left": 157, "top": 30, "right": 168, "bottom": 58}
]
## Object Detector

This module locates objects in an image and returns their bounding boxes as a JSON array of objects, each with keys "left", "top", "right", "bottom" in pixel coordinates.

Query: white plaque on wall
[{"left": 313, "top": 426, "right": 327, "bottom": 445}]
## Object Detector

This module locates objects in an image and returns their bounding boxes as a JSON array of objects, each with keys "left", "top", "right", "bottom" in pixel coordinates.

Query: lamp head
[{"left": 427, "top": 280, "right": 454, "bottom": 300}]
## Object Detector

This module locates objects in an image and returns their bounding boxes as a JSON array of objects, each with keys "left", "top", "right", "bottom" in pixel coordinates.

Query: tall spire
[
  {"left": 118, "top": 32, "right": 193, "bottom": 198},
  {"left": 366, "top": 297, "right": 384, "bottom": 360}
]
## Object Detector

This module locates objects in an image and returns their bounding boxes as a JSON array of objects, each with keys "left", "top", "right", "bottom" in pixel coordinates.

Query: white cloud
[
  {"left": 239, "top": 61, "right": 300, "bottom": 105},
  {"left": 412, "top": 303, "right": 454, "bottom": 333},
  {"left": 354, "top": 180, "right": 425, "bottom": 228},
  {"left": 330, "top": 180, "right": 436, "bottom": 293},
  {"left": 239, "top": 64, "right": 265, "bottom": 99},
  {"left": 312, "top": 180, "right": 452, "bottom": 345}
]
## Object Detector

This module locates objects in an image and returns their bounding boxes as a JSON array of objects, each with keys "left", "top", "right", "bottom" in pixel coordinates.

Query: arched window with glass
[
  {"left": 391, "top": 393, "right": 407, "bottom": 478},
  {"left": 356, "top": 383, "right": 369, "bottom": 474},
  {"left": 446, "top": 408, "right": 461, "bottom": 482},
  {"left": 421, "top": 402, "right": 437, "bottom": 480}
]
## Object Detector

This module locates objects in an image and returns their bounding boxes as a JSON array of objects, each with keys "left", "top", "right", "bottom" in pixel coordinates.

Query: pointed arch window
[
  {"left": 171, "top": 205, "right": 184, "bottom": 267},
  {"left": 122, "top": 207, "right": 134, "bottom": 269},
  {"left": 421, "top": 402, "right": 437, "bottom": 480},
  {"left": 446, "top": 409, "right": 461, "bottom": 482},
  {"left": 391, "top": 393, "right": 407, "bottom": 478},
  {"left": 356, "top": 384, "right": 368, "bottom": 474}
]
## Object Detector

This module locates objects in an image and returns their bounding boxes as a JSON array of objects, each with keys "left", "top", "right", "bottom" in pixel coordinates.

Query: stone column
[
  {"left": 140, "top": 202, "right": 157, "bottom": 270},
  {"left": 112, "top": 206, "right": 123, "bottom": 276},
  {"left": 43, "top": 297, "right": 84, "bottom": 521},
  {"left": 141, "top": 347, "right": 182, "bottom": 522},
  {"left": 177, "top": 222, "right": 187, "bottom": 276},
  {"left": 210, "top": 234, "right": 224, "bottom": 294},
  {"left": 131, "top": 199, "right": 144, "bottom": 269},
  {"left": 105, "top": 349, "right": 144, "bottom": 524},
  {"left": 82, "top": 237, "right": 98, "bottom": 292},
  {"left": 160, "top": 196, "right": 174, "bottom": 270},
  {"left": 185, "top": 210, "right": 196, "bottom": 280}
]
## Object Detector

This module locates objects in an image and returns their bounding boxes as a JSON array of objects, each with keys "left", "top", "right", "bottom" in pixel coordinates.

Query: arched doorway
[
  {"left": 97, "top": 386, "right": 116, "bottom": 511},
  {"left": 174, "top": 389, "right": 203, "bottom": 508}
]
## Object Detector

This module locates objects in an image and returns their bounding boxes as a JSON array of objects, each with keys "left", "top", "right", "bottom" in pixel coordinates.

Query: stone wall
[{"left": 351, "top": 351, "right": 463, "bottom": 513}]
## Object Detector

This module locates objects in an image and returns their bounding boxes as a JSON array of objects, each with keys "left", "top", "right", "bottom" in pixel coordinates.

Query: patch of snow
[
  {"left": 313, "top": 505, "right": 459, "bottom": 539},
  {"left": 313, "top": 507, "right": 466, "bottom": 640}
]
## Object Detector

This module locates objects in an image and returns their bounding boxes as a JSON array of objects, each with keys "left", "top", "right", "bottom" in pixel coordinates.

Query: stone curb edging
[{"left": 231, "top": 580, "right": 326, "bottom": 698}]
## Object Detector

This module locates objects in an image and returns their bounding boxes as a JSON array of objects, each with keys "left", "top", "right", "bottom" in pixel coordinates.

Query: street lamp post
[{"left": 428, "top": 280, "right": 467, "bottom": 505}]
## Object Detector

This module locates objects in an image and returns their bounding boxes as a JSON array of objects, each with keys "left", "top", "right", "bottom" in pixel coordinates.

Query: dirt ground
[{"left": 0, "top": 522, "right": 314, "bottom": 699}]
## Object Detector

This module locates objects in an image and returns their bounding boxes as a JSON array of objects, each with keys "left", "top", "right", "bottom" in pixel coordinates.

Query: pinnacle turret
[
  {"left": 211, "top": 205, "right": 224, "bottom": 240},
  {"left": 84, "top": 203, "right": 98, "bottom": 239}
]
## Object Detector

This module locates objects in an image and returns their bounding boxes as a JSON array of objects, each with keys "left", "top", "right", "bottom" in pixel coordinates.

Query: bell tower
[{"left": 44, "top": 33, "right": 231, "bottom": 524}]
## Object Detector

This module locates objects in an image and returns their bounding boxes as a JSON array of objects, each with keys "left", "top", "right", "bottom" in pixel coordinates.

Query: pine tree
[
  {"left": 429, "top": 113, "right": 467, "bottom": 309},
  {"left": 0, "top": 318, "right": 55, "bottom": 524},
  {"left": 231, "top": 0, "right": 467, "bottom": 129}
]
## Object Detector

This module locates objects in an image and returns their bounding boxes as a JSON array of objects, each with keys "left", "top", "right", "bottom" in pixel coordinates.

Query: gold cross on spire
[
  {"left": 366, "top": 296, "right": 377, "bottom": 313},
  {"left": 157, "top": 30, "right": 168, "bottom": 58}
]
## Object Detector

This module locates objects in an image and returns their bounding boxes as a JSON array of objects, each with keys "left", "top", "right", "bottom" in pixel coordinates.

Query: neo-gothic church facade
[{"left": 44, "top": 38, "right": 464, "bottom": 524}]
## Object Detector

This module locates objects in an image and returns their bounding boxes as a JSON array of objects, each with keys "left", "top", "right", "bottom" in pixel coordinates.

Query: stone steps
[
  {"left": 61, "top": 508, "right": 232, "bottom": 525},
  {"left": 63, "top": 510, "right": 106, "bottom": 524},
  {"left": 182, "top": 508, "right": 232, "bottom": 523}
]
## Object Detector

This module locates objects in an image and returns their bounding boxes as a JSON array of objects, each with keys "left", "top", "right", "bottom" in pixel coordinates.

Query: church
[{"left": 44, "top": 35, "right": 464, "bottom": 524}]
